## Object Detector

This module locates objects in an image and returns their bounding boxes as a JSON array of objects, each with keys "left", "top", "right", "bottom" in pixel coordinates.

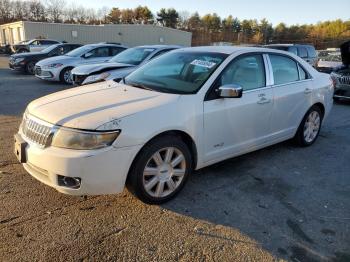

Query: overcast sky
[{"left": 70, "top": 0, "right": 350, "bottom": 25}]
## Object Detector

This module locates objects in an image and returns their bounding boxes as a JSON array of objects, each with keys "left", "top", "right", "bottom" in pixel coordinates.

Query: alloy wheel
[
  {"left": 142, "top": 147, "right": 186, "bottom": 198},
  {"left": 303, "top": 111, "right": 321, "bottom": 143},
  {"left": 63, "top": 70, "right": 73, "bottom": 84}
]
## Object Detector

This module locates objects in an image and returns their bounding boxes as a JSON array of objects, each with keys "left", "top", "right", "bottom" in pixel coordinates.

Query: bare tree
[
  {"left": 0, "top": 0, "right": 13, "bottom": 23},
  {"left": 45, "top": 0, "right": 66, "bottom": 22}
]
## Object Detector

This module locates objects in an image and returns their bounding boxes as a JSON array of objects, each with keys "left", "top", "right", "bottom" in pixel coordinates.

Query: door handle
[
  {"left": 304, "top": 88, "right": 312, "bottom": 94},
  {"left": 257, "top": 97, "right": 271, "bottom": 104}
]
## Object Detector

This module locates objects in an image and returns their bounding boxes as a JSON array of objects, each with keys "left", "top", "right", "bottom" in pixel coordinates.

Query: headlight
[
  {"left": 51, "top": 128, "right": 121, "bottom": 150},
  {"left": 14, "top": 57, "right": 25, "bottom": 63},
  {"left": 83, "top": 72, "right": 110, "bottom": 85},
  {"left": 43, "top": 63, "right": 63, "bottom": 69}
]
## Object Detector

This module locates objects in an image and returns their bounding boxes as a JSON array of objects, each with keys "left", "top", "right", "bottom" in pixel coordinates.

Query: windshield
[
  {"left": 41, "top": 44, "right": 60, "bottom": 53},
  {"left": 65, "top": 45, "right": 94, "bottom": 57},
  {"left": 124, "top": 51, "right": 228, "bottom": 94},
  {"left": 110, "top": 47, "right": 155, "bottom": 65}
]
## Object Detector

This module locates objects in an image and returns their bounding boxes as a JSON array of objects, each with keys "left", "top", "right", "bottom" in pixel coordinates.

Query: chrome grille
[
  {"left": 21, "top": 115, "right": 53, "bottom": 147},
  {"left": 339, "top": 76, "right": 350, "bottom": 85}
]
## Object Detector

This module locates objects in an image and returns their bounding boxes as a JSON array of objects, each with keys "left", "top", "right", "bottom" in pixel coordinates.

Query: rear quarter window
[
  {"left": 306, "top": 46, "right": 317, "bottom": 58},
  {"left": 269, "top": 54, "right": 299, "bottom": 85}
]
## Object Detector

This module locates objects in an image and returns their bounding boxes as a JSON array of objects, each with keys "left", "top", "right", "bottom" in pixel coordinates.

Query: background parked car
[
  {"left": 11, "top": 39, "right": 62, "bottom": 53},
  {"left": 316, "top": 53, "right": 342, "bottom": 73},
  {"left": 265, "top": 44, "right": 318, "bottom": 67},
  {"left": 35, "top": 43, "right": 127, "bottom": 84},
  {"left": 8, "top": 43, "right": 82, "bottom": 74},
  {"left": 72, "top": 45, "right": 181, "bottom": 85},
  {"left": 331, "top": 40, "right": 350, "bottom": 100}
]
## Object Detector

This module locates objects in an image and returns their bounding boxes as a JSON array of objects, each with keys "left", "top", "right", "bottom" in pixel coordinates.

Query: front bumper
[
  {"left": 34, "top": 66, "right": 60, "bottom": 81},
  {"left": 334, "top": 84, "right": 350, "bottom": 99},
  {"left": 16, "top": 132, "right": 142, "bottom": 195},
  {"left": 72, "top": 74, "right": 88, "bottom": 85}
]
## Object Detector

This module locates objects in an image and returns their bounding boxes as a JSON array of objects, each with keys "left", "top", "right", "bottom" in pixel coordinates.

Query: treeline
[{"left": 1, "top": 0, "right": 349, "bottom": 48}]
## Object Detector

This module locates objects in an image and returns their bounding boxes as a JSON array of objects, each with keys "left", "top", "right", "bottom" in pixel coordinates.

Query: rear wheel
[
  {"left": 127, "top": 136, "right": 192, "bottom": 204},
  {"left": 25, "top": 61, "right": 35, "bottom": 74},
  {"left": 60, "top": 67, "right": 73, "bottom": 84},
  {"left": 294, "top": 105, "right": 323, "bottom": 147}
]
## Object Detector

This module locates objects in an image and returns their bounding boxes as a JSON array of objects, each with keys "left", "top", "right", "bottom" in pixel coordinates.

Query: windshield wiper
[{"left": 126, "top": 81, "right": 154, "bottom": 91}]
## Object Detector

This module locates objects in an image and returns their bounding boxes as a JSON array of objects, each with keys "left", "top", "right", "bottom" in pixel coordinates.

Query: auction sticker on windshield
[{"left": 190, "top": 60, "right": 217, "bottom": 68}]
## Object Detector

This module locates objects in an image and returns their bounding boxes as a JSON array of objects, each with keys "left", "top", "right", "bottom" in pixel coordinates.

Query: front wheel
[
  {"left": 26, "top": 61, "right": 35, "bottom": 74},
  {"left": 60, "top": 67, "right": 73, "bottom": 84},
  {"left": 294, "top": 106, "right": 323, "bottom": 147},
  {"left": 127, "top": 136, "right": 192, "bottom": 204}
]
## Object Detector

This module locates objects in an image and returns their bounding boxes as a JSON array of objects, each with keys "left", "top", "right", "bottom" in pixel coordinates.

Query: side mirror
[
  {"left": 217, "top": 84, "right": 243, "bottom": 98},
  {"left": 83, "top": 52, "right": 93, "bottom": 59}
]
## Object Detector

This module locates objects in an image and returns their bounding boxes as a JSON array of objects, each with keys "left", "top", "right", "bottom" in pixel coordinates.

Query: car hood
[
  {"left": 11, "top": 51, "right": 46, "bottom": 59},
  {"left": 36, "top": 55, "right": 76, "bottom": 66},
  {"left": 340, "top": 40, "right": 350, "bottom": 66},
  {"left": 27, "top": 81, "right": 179, "bottom": 130},
  {"left": 72, "top": 62, "right": 134, "bottom": 75}
]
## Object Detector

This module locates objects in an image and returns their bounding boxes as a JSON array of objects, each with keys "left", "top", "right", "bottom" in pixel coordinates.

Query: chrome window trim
[
  {"left": 271, "top": 78, "right": 313, "bottom": 88},
  {"left": 266, "top": 53, "right": 314, "bottom": 87},
  {"left": 243, "top": 85, "right": 273, "bottom": 94}
]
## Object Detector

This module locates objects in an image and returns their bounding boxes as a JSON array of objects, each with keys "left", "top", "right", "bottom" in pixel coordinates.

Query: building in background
[{"left": 0, "top": 21, "right": 192, "bottom": 47}]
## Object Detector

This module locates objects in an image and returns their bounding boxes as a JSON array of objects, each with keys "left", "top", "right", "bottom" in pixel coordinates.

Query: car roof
[
  {"left": 177, "top": 46, "right": 278, "bottom": 55},
  {"left": 85, "top": 43, "right": 128, "bottom": 48},
  {"left": 134, "top": 45, "right": 182, "bottom": 50},
  {"left": 266, "top": 44, "right": 314, "bottom": 47}
]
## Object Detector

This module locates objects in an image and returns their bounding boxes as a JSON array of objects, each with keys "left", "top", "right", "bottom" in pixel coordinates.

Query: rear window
[
  {"left": 298, "top": 47, "right": 308, "bottom": 58},
  {"left": 306, "top": 46, "right": 317, "bottom": 58}
]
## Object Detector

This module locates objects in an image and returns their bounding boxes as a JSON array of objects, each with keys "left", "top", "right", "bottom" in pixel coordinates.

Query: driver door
[{"left": 203, "top": 54, "right": 273, "bottom": 163}]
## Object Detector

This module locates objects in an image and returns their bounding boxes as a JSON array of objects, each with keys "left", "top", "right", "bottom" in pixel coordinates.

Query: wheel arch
[
  {"left": 312, "top": 102, "right": 325, "bottom": 118},
  {"left": 126, "top": 130, "right": 198, "bottom": 180}
]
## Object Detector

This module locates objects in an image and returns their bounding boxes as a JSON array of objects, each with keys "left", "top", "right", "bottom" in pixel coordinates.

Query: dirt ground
[{"left": 0, "top": 55, "right": 349, "bottom": 262}]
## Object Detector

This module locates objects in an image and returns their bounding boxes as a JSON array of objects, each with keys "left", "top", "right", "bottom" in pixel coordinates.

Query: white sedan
[{"left": 14, "top": 46, "right": 333, "bottom": 204}]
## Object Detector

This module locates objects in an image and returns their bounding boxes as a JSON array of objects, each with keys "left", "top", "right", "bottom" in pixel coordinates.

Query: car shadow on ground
[{"left": 162, "top": 130, "right": 350, "bottom": 262}]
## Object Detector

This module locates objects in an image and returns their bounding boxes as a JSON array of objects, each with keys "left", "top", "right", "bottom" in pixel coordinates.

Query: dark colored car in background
[
  {"left": 11, "top": 39, "right": 61, "bottom": 53},
  {"left": 265, "top": 44, "right": 318, "bottom": 67},
  {"left": 9, "top": 43, "right": 82, "bottom": 74},
  {"left": 331, "top": 40, "right": 350, "bottom": 101}
]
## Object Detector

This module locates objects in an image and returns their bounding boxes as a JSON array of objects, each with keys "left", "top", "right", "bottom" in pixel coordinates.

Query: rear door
[
  {"left": 203, "top": 53, "right": 274, "bottom": 162},
  {"left": 267, "top": 53, "right": 312, "bottom": 139}
]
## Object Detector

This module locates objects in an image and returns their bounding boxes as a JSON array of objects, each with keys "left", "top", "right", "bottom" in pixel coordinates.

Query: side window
[
  {"left": 61, "top": 45, "right": 73, "bottom": 54},
  {"left": 288, "top": 46, "right": 298, "bottom": 55},
  {"left": 110, "top": 47, "right": 125, "bottom": 56},
  {"left": 217, "top": 54, "right": 266, "bottom": 91},
  {"left": 298, "top": 47, "right": 308, "bottom": 58},
  {"left": 30, "top": 40, "right": 39, "bottom": 45},
  {"left": 91, "top": 47, "right": 110, "bottom": 57},
  {"left": 306, "top": 46, "right": 316, "bottom": 58},
  {"left": 270, "top": 54, "right": 299, "bottom": 85},
  {"left": 298, "top": 64, "right": 308, "bottom": 80}
]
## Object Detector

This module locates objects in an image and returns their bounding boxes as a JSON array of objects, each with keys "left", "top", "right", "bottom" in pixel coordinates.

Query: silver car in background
[
  {"left": 72, "top": 45, "right": 181, "bottom": 85},
  {"left": 34, "top": 44, "right": 127, "bottom": 84}
]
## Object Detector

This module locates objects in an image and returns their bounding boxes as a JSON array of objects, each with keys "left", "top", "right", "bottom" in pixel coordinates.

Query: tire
[
  {"left": 127, "top": 135, "right": 192, "bottom": 204},
  {"left": 25, "top": 61, "right": 35, "bottom": 75},
  {"left": 59, "top": 67, "right": 74, "bottom": 84},
  {"left": 294, "top": 105, "right": 323, "bottom": 147}
]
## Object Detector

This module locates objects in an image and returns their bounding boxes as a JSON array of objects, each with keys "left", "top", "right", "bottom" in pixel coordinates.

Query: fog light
[{"left": 57, "top": 175, "right": 81, "bottom": 189}]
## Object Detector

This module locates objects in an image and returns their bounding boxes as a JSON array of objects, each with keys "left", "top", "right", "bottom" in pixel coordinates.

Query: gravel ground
[{"left": 0, "top": 55, "right": 349, "bottom": 262}]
